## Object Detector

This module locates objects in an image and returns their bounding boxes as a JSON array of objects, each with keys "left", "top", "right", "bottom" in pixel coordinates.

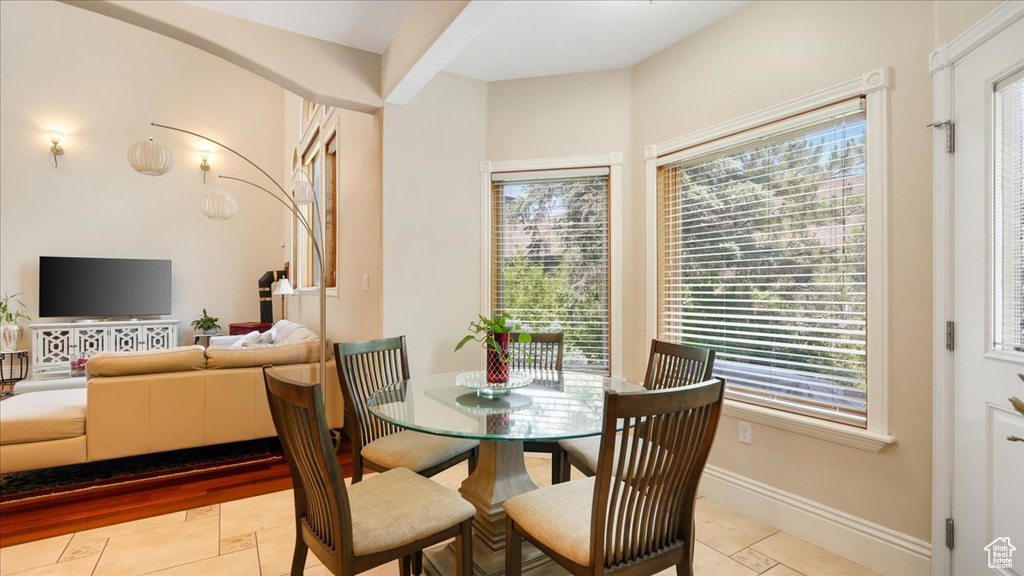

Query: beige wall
[
  {"left": 382, "top": 72, "right": 488, "bottom": 375},
  {"left": 629, "top": 0, "right": 994, "bottom": 542},
  {"left": 65, "top": 0, "right": 382, "bottom": 113},
  {"left": 485, "top": 69, "right": 645, "bottom": 380},
  {"left": 422, "top": 0, "right": 999, "bottom": 544},
  {"left": 0, "top": 1, "right": 285, "bottom": 352},
  {"left": 282, "top": 94, "right": 384, "bottom": 347},
  {"left": 934, "top": 0, "right": 1004, "bottom": 44}
]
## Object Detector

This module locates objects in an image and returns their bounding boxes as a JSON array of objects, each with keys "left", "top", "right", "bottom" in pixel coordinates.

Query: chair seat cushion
[
  {"left": 348, "top": 467, "right": 475, "bottom": 555},
  {"left": 504, "top": 477, "right": 596, "bottom": 567},
  {"left": 0, "top": 389, "right": 87, "bottom": 445},
  {"left": 559, "top": 434, "right": 602, "bottom": 473},
  {"left": 362, "top": 430, "right": 478, "bottom": 472}
]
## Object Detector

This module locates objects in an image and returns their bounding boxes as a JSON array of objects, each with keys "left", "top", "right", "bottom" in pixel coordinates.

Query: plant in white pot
[
  {"left": 0, "top": 292, "right": 31, "bottom": 352},
  {"left": 190, "top": 308, "right": 221, "bottom": 335}
]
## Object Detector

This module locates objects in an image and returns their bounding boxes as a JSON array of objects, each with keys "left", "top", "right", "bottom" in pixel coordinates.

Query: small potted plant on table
[
  {"left": 0, "top": 292, "right": 31, "bottom": 352},
  {"left": 191, "top": 308, "right": 221, "bottom": 335},
  {"left": 455, "top": 312, "right": 531, "bottom": 383}
]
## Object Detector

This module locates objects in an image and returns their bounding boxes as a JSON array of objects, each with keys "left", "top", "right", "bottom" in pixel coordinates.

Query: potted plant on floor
[
  {"left": 0, "top": 292, "right": 31, "bottom": 352},
  {"left": 455, "top": 312, "right": 531, "bottom": 383},
  {"left": 190, "top": 308, "right": 221, "bottom": 335}
]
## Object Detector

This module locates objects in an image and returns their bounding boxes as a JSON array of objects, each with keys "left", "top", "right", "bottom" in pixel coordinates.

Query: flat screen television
[{"left": 39, "top": 256, "right": 172, "bottom": 318}]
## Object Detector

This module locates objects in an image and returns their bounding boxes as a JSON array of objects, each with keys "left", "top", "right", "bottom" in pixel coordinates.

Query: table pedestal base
[{"left": 424, "top": 440, "right": 565, "bottom": 576}]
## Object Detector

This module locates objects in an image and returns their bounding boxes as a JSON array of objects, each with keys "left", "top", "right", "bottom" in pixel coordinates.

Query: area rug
[{"left": 0, "top": 438, "right": 285, "bottom": 504}]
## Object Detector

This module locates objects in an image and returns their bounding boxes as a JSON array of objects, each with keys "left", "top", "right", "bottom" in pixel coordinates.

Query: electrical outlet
[
  {"left": 738, "top": 420, "right": 752, "bottom": 444},
  {"left": 361, "top": 274, "right": 369, "bottom": 292}
]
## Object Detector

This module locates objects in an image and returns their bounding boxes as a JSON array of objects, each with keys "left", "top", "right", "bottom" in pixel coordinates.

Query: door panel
[{"left": 950, "top": 14, "right": 1024, "bottom": 576}]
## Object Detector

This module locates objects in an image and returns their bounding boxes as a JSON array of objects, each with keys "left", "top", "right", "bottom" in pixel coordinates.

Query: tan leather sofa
[{"left": 0, "top": 343, "right": 342, "bottom": 474}]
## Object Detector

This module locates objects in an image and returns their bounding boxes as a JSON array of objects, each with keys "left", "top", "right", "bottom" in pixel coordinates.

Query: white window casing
[
  {"left": 482, "top": 154, "right": 624, "bottom": 379},
  {"left": 645, "top": 68, "right": 896, "bottom": 452}
]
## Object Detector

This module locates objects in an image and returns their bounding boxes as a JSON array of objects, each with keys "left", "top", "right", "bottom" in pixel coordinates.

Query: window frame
[
  {"left": 481, "top": 153, "right": 624, "bottom": 378},
  {"left": 291, "top": 106, "right": 340, "bottom": 297},
  {"left": 645, "top": 68, "right": 895, "bottom": 452}
]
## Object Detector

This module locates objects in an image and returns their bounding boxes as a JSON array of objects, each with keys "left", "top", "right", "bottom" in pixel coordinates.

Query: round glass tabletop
[{"left": 367, "top": 370, "right": 643, "bottom": 442}]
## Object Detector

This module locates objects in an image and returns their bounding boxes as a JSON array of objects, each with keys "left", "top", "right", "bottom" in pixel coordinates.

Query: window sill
[
  {"left": 293, "top": 287, "right": 338, "bottom": 298},
  {"left": 722, "top": 399, "right": 896, "bottom": 453}
]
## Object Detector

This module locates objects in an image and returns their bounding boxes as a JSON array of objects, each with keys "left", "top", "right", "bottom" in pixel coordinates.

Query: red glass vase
[{"left": 486, "top": 332, "right": 510, "bottom": 383}]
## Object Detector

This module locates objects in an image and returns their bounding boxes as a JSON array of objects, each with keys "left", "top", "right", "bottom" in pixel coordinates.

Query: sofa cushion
[
  {"left": 0, "top": 389, "right": 87, "bottom": 445},
  {"left": 86, "top": 346, "right": 207, "bottom": 378},
  {"left": 205, "top": 341, "right": 321, "bottom": 369}
]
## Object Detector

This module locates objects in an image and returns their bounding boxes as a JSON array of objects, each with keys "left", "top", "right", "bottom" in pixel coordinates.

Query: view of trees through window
[
  {"left": 493, "top": 172, "right": 610, "bottom": 373},
  {"left": 658, "top": 107, "right": 869, "bottom": 425}
]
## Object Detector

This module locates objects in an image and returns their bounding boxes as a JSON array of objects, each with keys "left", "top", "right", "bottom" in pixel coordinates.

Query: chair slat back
[
  {"left": 509, "top": 332, "right": 564, "bottom": 372},
  {"left": 590, "top": 379, "right": 725, "bottom": 571},
  {"left": 334, "top": 337, "right": 409, "bottom": 451},
  {"left": 644, "top": 340, "right": 716, "bottom": 391},
  {"left": 263, "top": 367, "right": 352, "bottom": 562}
]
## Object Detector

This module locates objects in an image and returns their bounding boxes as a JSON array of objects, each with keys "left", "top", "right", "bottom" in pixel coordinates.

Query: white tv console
[{"left": 30, "top": 319, "right": 179, "bottom": 375}]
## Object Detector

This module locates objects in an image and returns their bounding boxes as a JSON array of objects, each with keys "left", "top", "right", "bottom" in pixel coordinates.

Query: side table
[
  {"left": 0, "top": 350, "right": 30, "bottom": 397},
  {"left": 193, "top": 333, "right": 219, "bottom": 347},
  {"left": 229, "top": 322, "right": 272, "bottom": 335}
]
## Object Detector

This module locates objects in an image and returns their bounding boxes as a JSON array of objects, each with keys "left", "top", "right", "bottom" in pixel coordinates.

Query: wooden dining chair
[
  {"left": 509, "top": 331, "right": 569, "bottom": 485},
  {"left": 262, "top": 367, "right": 475, "bottom": 576},
  {"left": 335, "top": 336, "right": 478, "bottom": 483},
  {"left": 503, "top": 378, "right": 725, "bottom": 576},
  {"left": 558, "top": 340, "right": 715, "bottom": 480}
]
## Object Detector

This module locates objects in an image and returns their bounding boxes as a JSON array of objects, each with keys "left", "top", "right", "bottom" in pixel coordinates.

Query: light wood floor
[{"left": 0, "top": 456, "right": 881, "bottom": 576}]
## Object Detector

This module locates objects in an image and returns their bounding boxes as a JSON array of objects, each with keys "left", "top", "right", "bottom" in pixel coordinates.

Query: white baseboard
[{"left": 700, "top": 465, "right": 932, "bottom": 576}]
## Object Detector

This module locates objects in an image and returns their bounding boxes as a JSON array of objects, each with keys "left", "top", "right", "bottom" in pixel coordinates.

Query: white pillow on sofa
[
  {"left": 276, "top": 326, "right": 318, "bottom": 345},
  {"left": 258, "top": 330, "right": 274, "bottom": 344},
  {"left": 268, "top": 320, "right": 303, "bottom": 343},
  {"left": 209, "top": 334, "right": 244, "bottom": 347},
  {"left": 231, "top": 331, "right": 261, "bottom": 349}
]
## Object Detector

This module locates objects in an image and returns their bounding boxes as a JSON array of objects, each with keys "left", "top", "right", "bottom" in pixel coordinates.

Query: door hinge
[
  {"left": 946, "top": 321, "right": 955, "bottom": 351},
  {"left": 945, "top": 518, "right": 955, "bottom": 549},
  {"left": 928, "top": 120, "right": 955, "bottom": 153}
]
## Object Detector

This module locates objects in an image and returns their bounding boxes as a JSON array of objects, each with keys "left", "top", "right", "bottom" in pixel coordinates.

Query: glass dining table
[{"left": 368, "top": 369, "right": 643, "bottom": 576}]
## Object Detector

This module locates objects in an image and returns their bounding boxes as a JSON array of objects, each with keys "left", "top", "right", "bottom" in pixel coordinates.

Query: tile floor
[{"left": 0, "top": 456, "right": 880, "bottom": 576}]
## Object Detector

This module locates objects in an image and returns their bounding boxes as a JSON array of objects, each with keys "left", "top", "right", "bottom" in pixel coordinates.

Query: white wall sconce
[
  {"left": 48, "top": 131, "right": 64, "bottom": 169},
  {"left": 199, "top": 149, "right": 211, "bottom": 182}
]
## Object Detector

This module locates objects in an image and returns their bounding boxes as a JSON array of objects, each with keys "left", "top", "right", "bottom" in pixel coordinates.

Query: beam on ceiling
[
  {"left": 62, "top": 0, "right": 383, "bottom": 113},
  {"left": 383, "top": 0, "right": 507, "bottom": 105}
]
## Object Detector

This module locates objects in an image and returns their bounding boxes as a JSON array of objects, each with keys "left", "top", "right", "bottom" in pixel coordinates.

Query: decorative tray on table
[{"left": 455, "top": 370, "right": 533, "bottom": 397}]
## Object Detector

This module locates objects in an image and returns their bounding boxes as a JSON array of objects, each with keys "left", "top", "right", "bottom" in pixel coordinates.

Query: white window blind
[
  {"left": 657, "top": 99, "right": 869, "bottom": 427},
  {"left": 993, "top": 69, "right": 1024, "bottom": 354},
  {"left": 492, "top": 167, "right": 611, "bottom": 373}
]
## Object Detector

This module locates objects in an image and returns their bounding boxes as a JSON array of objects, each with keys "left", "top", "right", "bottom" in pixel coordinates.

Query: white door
[{"left": 951, "top": 14, "right": 1024, "bottom": 576}]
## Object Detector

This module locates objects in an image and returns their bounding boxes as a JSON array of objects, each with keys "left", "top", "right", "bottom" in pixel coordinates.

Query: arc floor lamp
[{"left": 127, "top": 123, "right": 328, "bottom": 392}]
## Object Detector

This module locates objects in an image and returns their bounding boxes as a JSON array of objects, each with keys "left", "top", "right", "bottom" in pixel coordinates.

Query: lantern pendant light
[
  {"left": 292, "top": 171, "right": 314, "bottom": 206},
  {"left": 127, "top": 136, "right": 174, "bottom": 176},
  {"left": 200, "top": 187, "right": 238, "bottom": 220}
]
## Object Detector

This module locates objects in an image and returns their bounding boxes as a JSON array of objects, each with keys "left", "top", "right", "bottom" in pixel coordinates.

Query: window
[
  {"left": 488, "top": 164, "right": 618, "bottom": 374},
  {"left": 993, "top": 68, "right": 1024, "bottom": 355},
  {"left": 324, "top": 134, "right": 338, "bottom": 290},
  {"left": 648, "top": 71, "right": 893, "bottom": 445},
  {"left": 291, "top": 106, "right": 340, "bottom": 292},
  {"left": 297, "top": 135, "right": 322, "bottom": 289}
]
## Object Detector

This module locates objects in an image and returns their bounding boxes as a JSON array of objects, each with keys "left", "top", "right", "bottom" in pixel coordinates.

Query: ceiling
[
  {"left": 183, "top": 0, "right": 416, "bottom": 54},
  {"left": 183, "top": 0, "right": 747, "bottom": 81},
  {"left": 445, "top": 1, "right": 748, "bottom": 82}
]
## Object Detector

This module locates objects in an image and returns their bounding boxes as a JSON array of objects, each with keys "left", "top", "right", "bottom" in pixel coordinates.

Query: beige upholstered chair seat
[
  {"left": 504, "top": 477, "right": 597, "bottom": 566},
  {"left": 558, "top": 435, "right": 602, "bottom": 475},
  {"left": 0, "top": 389, "right": 87, "bottom": 444},
  {"left": 349, "top": 467, "right": 475, "bottom": 555},
  {"left": 361, "top": 430, "right": 478, "bottom": 472}
]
